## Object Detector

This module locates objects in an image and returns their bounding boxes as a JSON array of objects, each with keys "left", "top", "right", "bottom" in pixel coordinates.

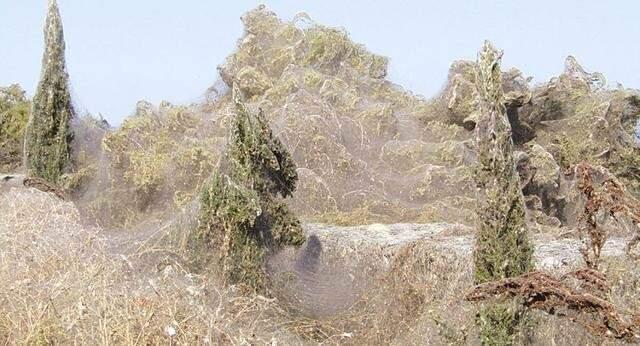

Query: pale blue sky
[{"left": 1, "top": 1, "right": 639, "bottom": 125}]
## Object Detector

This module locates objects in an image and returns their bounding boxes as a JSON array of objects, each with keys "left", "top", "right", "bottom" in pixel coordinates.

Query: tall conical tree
[
  {"left": 472, "top": 41, "right": 534, "bottom": 344},
  {"left": 24, "top": 0, "right": 75, "bottom": 183}
]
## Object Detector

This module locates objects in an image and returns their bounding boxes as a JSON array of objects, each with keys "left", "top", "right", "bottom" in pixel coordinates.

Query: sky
[{"left": 1, "top": 1, "right": 639, "bottom": 125}]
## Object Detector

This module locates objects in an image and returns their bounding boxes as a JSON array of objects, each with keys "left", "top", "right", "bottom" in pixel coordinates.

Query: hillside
[{"left": 1, "top": 5, "right": 640, "bottom": 345}]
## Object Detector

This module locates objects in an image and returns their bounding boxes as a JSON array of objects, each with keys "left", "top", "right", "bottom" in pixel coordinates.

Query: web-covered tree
[
  {"left": 0, "top": 85, "right": 30, "bottom": 171},
  {"left": 472, "top": 41, "right": 534, "bottom": 344},
  {"left": 24, "top": 0, "right": 75, "bottom": 183},
  {"left": 193, "top": 85, "right": 305, "bottom": 291}
]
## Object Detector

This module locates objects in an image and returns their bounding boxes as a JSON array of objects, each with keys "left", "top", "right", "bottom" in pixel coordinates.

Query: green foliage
[
  {"left": 473, "top": 41, "right": 533, "bottom": 284},
  {"left": 194, "top": 88, "right": 305, "bottom": 291},
  {"left": 477, "top": 302, "right": 529, "bottom": 345},
  {"left": 0, "top": 84, "right": 30, "bottom": 171},
  {"left": 194, "top": 172, "right": 265, "bottom": 288},
  {"left": 473, "top": 195, "right": 533, "bottom": 283},
  {"left": 24, "top": 0, "right": 74, "bottom": 183},
  {"left": 226, "top": 99, "right": 299, "bottom": 198},
  {"left": 472, "top": 41, "right": 534, "bottom": 344}
]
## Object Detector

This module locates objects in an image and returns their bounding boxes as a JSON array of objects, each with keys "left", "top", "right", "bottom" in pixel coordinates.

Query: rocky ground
[{"left": 2, "top": 185, "right": 639, "bottom": 344}]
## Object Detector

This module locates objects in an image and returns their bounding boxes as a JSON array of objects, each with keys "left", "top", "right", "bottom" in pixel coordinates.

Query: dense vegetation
[{"left": 192, "top": 86, "right": 305, "bottom": 291}]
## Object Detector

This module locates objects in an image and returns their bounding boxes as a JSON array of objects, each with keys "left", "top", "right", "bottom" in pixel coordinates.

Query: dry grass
[
  {"left": 2, "top": 187, "right": 640, "bottom": 344},
  {"left": 0, "top": 188, "right": 307, "bottom": 344}
]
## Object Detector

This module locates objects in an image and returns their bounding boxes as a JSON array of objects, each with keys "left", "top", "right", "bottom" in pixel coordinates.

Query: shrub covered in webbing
[{"left": 193, "top": 86, "right": 305, "bottom": 291}]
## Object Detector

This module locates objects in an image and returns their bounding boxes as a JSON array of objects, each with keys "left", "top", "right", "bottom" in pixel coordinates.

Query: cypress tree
[
  {"left": 24, "top": 0, "right": 75, "bottom": 183},
  {"left": 472, "top": 41, "right": 534, "bottom": 344}
]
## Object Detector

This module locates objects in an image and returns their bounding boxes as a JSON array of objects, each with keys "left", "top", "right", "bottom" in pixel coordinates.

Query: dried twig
[
  {"left": 465, "top": 269, "right": 640, "bottom": 341},
  {"left": 574, "top": 162, "right": 640, "bottom": 267},
  {"left": 23, "top": 176, "right": 67, "bottom": 200}
]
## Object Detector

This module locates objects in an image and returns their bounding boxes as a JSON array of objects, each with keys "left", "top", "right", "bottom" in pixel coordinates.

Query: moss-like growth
[
  {"left": 472, "top": 41, "right": 534, "bottom": 345},
  {"left": 0, "top": 85, "right": 30, "bottom": 171},
  {"left": 24, "top": 0, "right": 75, "bottom": 183},
  {"left": 194, "top": 86, "right": 305, "bottom": 291}
]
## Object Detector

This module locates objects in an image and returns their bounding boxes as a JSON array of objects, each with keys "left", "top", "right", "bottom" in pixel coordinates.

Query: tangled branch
[
  {"left": 465, "top": 269, "right": 640, "bottom": 341},
  {"left": 23, "top": 176, "right": 67, "bottom": 200},
  {"left": 574, "top": 162, "right": 640, "bottom": 268}
]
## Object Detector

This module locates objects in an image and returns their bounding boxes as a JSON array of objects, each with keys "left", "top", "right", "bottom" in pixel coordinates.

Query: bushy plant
[
  {"left": 195, "top": 172, "right": 264, "bottom": 286},
  {"left": 97, "top": 101, "right": 217, "bottom": 226},
  {"left": 194, "top": 86, "right": 305, "bottom": 291},
  {"left": 0, "top": 84, "right": 30, "bottom": 171}
]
